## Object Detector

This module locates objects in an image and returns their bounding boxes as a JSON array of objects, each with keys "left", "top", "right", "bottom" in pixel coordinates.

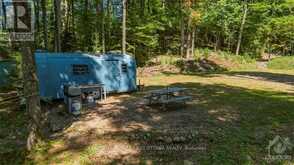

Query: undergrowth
[
  {"left": 268, "top": 56, "right": 294, "bottom": 70},
  {"left": 148, "top": 49, "right": 257, "bottom": 71}
]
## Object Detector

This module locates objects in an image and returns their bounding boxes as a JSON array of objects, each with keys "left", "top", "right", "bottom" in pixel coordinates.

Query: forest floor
[
  {"left": 1, "top": 68, "right": 294, "bottom": 164},
  {"left": 27, "top": 68, "right": 294, "bottom": 164}
]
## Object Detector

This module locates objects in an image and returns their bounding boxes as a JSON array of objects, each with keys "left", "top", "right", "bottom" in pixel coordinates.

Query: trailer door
[{"left": 104, "top": 60, "right": 121, "bottom": 92}]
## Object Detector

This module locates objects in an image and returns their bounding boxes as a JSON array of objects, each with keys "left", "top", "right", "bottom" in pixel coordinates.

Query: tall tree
[
  {"left": 122, "top": 0, "right": 127, "bottom": 54},
  {"left": 191, "top": 27, "right": 196, "bottom": 57},
  {"left": 180, "top": 0, "right": 185, "bottom": 57},
  {"left": 41, "top": 0, "right": 48, "bottom": 50},
  {"left": 71, "top": 0, "right": 74, "bottom": 34},
  {"left": 33, "top": 0, "right": 40, "bottom": 47},
  {"left": 100, "top": 0, "right": 106, "bottom": 53},
  {"left": 1, "top": 0, "right": 7, "bottom": 30},
  {"left": 22, "top": 46, "right": 44, "bottom": 151},
  {"left": 186, "top": 13, "right": 192, "bottom": 58},
  {"left": 12, "top": 0, "right": 44, "bottom": 151},
  {"left": 184, "top": 0, "right": 200, "bottom": 59},
  {"left": 13, "top": 0, "right": 291, "bottom": 60},
  {"left": 54, "top": 0, "right": 61, "bottom": 52},
  {"left": 106, "top": 0, "right": 111, "bottom": 51},
  {"left": 236, "top": 1, "right": 248, "bottom": 55}
]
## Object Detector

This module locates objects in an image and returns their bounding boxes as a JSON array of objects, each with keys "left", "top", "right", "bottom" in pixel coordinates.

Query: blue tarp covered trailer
[{"left": 35, "top": 52, "right": 137, "bottom": 100}]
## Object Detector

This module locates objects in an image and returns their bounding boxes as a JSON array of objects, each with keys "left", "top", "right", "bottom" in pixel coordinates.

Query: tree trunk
[
  {"left": 260, "top": 36, "right": 269, "bottom": 58},
  {"left": 186, "top": 13, "right": 192, "bottom": 59},
  {"left": 34, "top": 0, "right": 40, "bottom": 46},
  {"left": 236, "top": 3, "right": 248, "bottom": 55},
  {"left": 106, "top": 0, "right": 111, "bottom": 51},
  {"left": 1, "top": 0, "right": 7, "bottom": 29},
  {"left": 54, "top": 0, "right": 61, "bottom": 52},
  {"left": 180, "top": 1, "right": 185, "bottom": 57},
  {"left": 71, "top": 0, "right": 74, "bottom": 32},
  {"left": 85, "top": 0, "right": 88, "bottom": 15},
  {"left": 41, "top": 0, "right": 48, "bottom": 50},
  {"left": 214, "top": 33, "right": 219, "bottom": 51},
  {"left": 101, "top": 0, "right": 105, "bottom": 53},
  {"left": 122, "top": 0, "right": 127, "bottom": 54},
  {"left": 22, "top": 46, "right": 44, "bottom": 151},
  {"left": 228, "top": 35, "right": 232, "bottom": 51},
  {"left": 16, "top": 0, "right": 44, "bottom": 151},
  {"left": 181, "top": 22, "right": 185, "bottom": 57},
  {"left": 186, "top": 31, "right": 191, "bottom": 58},
  {"left": 191, "top": 27, "right": 196, "bottom": 57},
  {"left": 140, "top": 0, "right": 145, "bottom": 16},
  {"left": 65, "top": 0, "right": 70, "bottom": 31}
]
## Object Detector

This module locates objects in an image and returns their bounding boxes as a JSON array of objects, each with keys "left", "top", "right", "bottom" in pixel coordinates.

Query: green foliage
[
  {"left": 218, "top": 51, "right": 256, "bottom": 64},
  {"left": 147, "top": 49, "right": 257, "bottom": 72},
  {"left": 2, "top": 0, "right": 293, "bottom": 64},
  {"left": 248, "top": 0, "right": 294, "bottom": 55},
  {"left": 268, "top": 56, "right": 294, "bottom": 70},
  {"left": 156, "top": 55, "right": 180, "bottom": 66}
]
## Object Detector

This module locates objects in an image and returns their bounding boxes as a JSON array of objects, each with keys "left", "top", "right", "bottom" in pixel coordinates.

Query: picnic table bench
[{"left": 145, "top": 87, "right": 192, "bottom": 105}]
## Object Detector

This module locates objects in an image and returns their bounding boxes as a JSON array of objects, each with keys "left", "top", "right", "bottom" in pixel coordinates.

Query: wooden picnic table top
[
  {"left": 148, "top": 87, "right": 187, "bottom": 96},
  {"left": 145, "top": 87, "right": 192, "bottom": 105}
]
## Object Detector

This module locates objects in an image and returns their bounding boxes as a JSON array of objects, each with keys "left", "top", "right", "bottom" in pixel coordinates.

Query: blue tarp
[{"left": 35, "top": 52, "right": 137, "bottom": 100}]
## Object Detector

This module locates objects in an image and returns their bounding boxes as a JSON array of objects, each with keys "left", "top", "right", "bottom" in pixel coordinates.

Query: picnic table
[{"left": 145, "top": 87, "right": 192, "bottom": 105}]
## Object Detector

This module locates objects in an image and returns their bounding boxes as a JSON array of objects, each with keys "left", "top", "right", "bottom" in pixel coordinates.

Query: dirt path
[
  {"left": 43, "top": 95, "right": 211, "bottom": 164},
  {"left": 256, "top": 61, "right": 268, "bottom": 69}
]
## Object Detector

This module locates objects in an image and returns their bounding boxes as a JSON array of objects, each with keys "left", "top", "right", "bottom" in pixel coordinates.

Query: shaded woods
[
  {"left": 2, "top": 0, "right": 293, "bottom": 65},
  {"left": 0, "top": 0, "right": 293, "bottom": 164}
]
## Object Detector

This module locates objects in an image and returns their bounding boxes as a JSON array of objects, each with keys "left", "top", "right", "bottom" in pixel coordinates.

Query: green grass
[
  {"left": 147, "top": 55, "right": 180, "bottom": 66},
  {"left": 141, "top": 70, "right": 294, "bottom": 164},
  {"left": 193, "top": 48, "right": 256, "bottom": 63},
  {"left": 0, "top": 107, "right": 28, "bottom": 165},
  {"left": 149, "top": 49, "right": 257, "bottom": 71},
  {"left": 218, "top": 51, "right": 257, "bottom": 69},
  {"left": 268, "top": 56, "right": 294, "bottom": 70},
  {"left": 30, "top": 69, "right": 294, "bottom": 165},
  {"left": 2, "top": 68, "right": 294, "bottom": 164}
]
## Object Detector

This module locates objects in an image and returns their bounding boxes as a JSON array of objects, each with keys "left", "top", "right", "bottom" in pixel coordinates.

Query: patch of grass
[
  {"left": 28, "top": 140, "right": 104, "bottom": 165},
  {"left": 193, "top": 48, "right": 256, "bottom": 66},
  {"left": 141, "top": 70, "right": 294, "bottom": 164},
  {"left": 158, "top": 55, "right": 180, "bottom": 66},
  {"left": 79, "top": 144, "right": 103, "bottom": 164},
  {"left": 147, "top": 55, "right": 181, "bottom": 66},
  {"left": 268, "top": 56, "right": 294, "bottom": 70},
  {"left": 20, "top": 68, "right": 294, "bottom": 165},
  {"left": 148, "top": 49, "right": 257, "bottom": 72},
  {"left": 0, "top": 107, "right": 28, "bottom": 165},
  {"left": 217, "top": 51, "right": 257, "bottom": 70}
]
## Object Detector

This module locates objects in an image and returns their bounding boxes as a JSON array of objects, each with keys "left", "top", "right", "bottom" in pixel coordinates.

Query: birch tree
[{"left": 236, "top": 1, "right": 248, "bottom": 55}]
